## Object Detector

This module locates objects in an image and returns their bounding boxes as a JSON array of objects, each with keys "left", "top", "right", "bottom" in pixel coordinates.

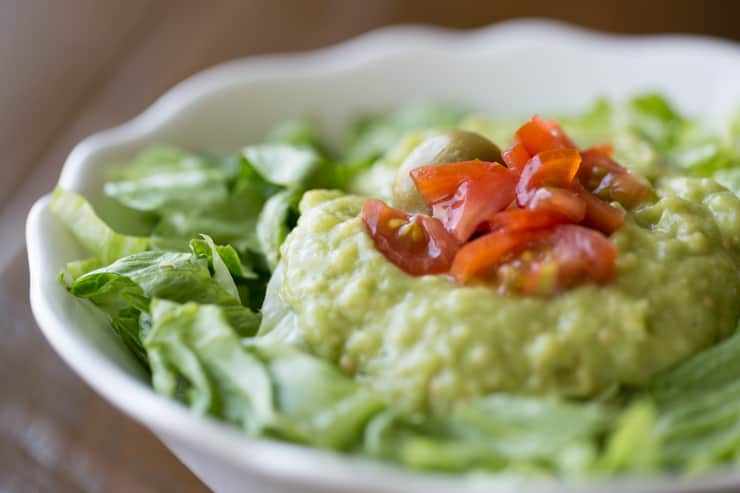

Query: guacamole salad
[{"left": 52, "top": 94, "right": 740, "bottom": 477}]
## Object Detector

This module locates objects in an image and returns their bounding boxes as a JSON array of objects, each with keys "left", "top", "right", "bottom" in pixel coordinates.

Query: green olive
[{"left": 392, "top": 130, "right": 503, "bottom": 213}]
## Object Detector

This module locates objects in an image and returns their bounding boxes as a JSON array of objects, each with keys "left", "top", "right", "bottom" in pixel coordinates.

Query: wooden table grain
[{"left": 2, "top": 1, "right": 739, "bottom": 492}]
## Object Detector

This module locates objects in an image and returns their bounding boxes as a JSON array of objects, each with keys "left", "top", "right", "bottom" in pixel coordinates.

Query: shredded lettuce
[
  {"left": 364, "top": 395, "right": 609, "bottom": 474},
  {"left": 51, "top": 187, "right": 149, "bottom": 265},
  {"left": 147, "top": 300, "right": 384, "bottom": 448},
  {"left": 256, "top": 190, "right": 301, "bottom": 270},
  {"left": 104, "top": 147, "right": 230, "bottom": 212},
  {"left": 345, "top": 102, "right": 466, "bottom": 164}
]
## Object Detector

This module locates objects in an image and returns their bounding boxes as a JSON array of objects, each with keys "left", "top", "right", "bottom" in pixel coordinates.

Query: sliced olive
[{"left": 392, "top": 131, "right": 502, "bottom": 213}]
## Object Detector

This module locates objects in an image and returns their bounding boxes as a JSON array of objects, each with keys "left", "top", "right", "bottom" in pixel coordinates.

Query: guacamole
[{"left": 265, "top": 179, "right": 740, "bottom": 414}]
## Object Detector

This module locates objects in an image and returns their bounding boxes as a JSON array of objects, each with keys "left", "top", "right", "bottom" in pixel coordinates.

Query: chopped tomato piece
[
  {"left": 502, "top": 143, "right": 531, "bottom": 173},
  {"left": 362, "top": 199, "right": 459, "bottom": 276},
  {"left": 587, "top": 143, "right": 615, "bottom": 158},
  {"left": 450, "top": 224, "right": 617, "bottom": 295},
  {"left": 545, "top": 119, "right": 577, "bottom": 149},
  {"left": 450, "top": 229, "right": 550, "bottom": 284},
  {"left": 579, "top": 147, "right": 653, "bottom": 208},
  {"left": 515, "top": 148, "right": 582, "bottom": 205},
  {"left": 576, "top": 185, "right": 625, "bottom": 235},
  {"left": 527, "top": 187, "right": 586, "bottom": 222},
  {"left": 488, "top": 209, "right": 567, "bottom": 233},
  {"left": 410, "top": 161, "right": 518, "bottom": 242},
  {"left": 515, "top": 116, "right": 575, "bottom": 155},
  {"left": 519, "top": 225, "right": 617, "bottom": 295},
  {"left": 545, "top": 224, "right": 617, "bottom": 286}
]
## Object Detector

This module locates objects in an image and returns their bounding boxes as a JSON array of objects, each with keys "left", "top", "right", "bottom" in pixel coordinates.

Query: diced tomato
[
  {"left": 410, "top": 161, "right": 518, "bottom": 242},
  {"left": 515, "top": 148, "right": 582, "bottom": 206},
  {"left": 543, "top": 224, "right": 617, "bottom": 286},
  {"left": 579, "top": 147, "right": 653, "bottom": 208},
  {"left": 544, "top": 119, "right": 578, "bottom": 149},
  {"left": 449, "top": 229, "right": 550, "bottom": 284},
  {"left": 587, "top": 143, "right": 615, "bottom": 158},
  {"left": 488, "top": 209, "right": 567, "bottom": 233},
  {"left": 576, "top": 185, "right": 625, "bottom": 235},
  {"left": 450, "top": 224, "right": 617, "bottom": 295},
  {"left": 527, "top": 187, "right": 586, "bottom": 222},
  {"left": 515, "top": 116, "right": 575, "bottom": 155},
  {"left": 502, "top": 143, "right": 531, "bottom": 173},
  {"left": 361, "top": 199, "right": 459, "bottom": 276},
  {"left": 362, "top": 116, "right": 630, "bottom": 295}
]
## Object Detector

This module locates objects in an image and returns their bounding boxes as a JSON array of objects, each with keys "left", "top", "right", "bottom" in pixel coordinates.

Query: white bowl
[{"left": 26, "top": 20, "right": 740, "bottom": 493}]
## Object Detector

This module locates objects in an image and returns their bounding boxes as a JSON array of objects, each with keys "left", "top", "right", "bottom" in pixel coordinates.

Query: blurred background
[{"left": 1, "top": 1, "right": 739, "bottom": 491}]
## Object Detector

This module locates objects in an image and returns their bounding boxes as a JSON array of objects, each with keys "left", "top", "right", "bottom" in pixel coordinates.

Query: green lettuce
[
  {"left": 256, "top": 190, "right": 301, "bottom": 270},
  {"left": 344, "top": 102, "right": 466, "bottom": 164},
  {"left": 146, "top": 300, "right": 384, "bottom": 448},
  {"left": 364, "top": 395, "right": 609, "bottom": 474},
  {"left": 50, "top": 187, "right": 149, "bottom": 265},
  {"left": 104, "top": 147, "right": 230, "bottom": 212}
]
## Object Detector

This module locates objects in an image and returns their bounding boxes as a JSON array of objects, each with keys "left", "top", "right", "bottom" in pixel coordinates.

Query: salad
[{"left": 52, "top": 94, "right": 740, "bottom": 477}]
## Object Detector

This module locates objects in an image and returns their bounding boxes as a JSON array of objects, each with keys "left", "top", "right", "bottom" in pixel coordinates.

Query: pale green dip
[{"left": 260, "top": 176, "right": 740, "bottom": 416}]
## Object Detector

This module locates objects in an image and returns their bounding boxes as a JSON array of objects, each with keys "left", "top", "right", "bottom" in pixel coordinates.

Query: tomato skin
[
  {"left": 575, "top": 185, "right": 625, "bottom": 235},
  {"left": 502, "top": 143, "right": 531, "bottom": 173},
  {"left": 411, "top": 161, "right": 518, "bottom": 242},
  {"left": 361, "top": 199, "right": 459, "bottom": 276},
  {"left": 515, "top": 116, "right": 576, "bottom": 155},
  {"left": 579, "top": 147, "right": 653, "bottom": 208},
  {"left": 450, "top": 224, "right": 617, "bottom": 294},
  {"left": 547, "top": 224, "right": 617, "bottom": 286},
  {"left": 488, "top": 209, "right": 567, "bottom": 233},
  {"left": 450, "top": 229, "right": 550, "bottom": 283},
  {"left": 527, "top": 187, "right": 586, "bottom": 222},
  {"left": 515, "top": 148, "right": 582, "bottom": 206},
  {"left": 545, "top": 119, "right": 578, "bottom": 149}
]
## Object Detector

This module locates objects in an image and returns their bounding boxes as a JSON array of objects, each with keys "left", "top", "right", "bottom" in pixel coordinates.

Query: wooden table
[{"left": 2, "top": 1, "right": 738, "bottom": 491}]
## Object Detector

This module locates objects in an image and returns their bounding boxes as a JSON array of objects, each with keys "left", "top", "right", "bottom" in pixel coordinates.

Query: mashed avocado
[{"left": 263, "top": 180, "right": 740, "bottom": 415}]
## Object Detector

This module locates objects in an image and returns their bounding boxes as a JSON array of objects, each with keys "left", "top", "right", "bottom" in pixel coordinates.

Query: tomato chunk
[
  {"left": 411, "top": 161, "right": 518, "bottom": 242},
  {"left": 576, "top": 185, "right": 625, "bottom": 235},
  {"left": 450, "top": 224, "right": 617, "bottom": 295},
  {"left": 579, "top": 147, "right": 653, "bottom": 208},
  {"left": 362, "top": 199, "right": 459, "bottom": 276},
  {"left": 515, "top": 116, "right": 576, "bottom": 155},
  {"left": 527, "top": 187, "right": 586, "bottom": 222},
  {"left": 543, "top": 224, "right": 617, "bottom": 287},
  {"left": 515, "top": 148, "right": 582, "bottom": 206},
  {"left": 502, "top": 143, "right": 531, "bottom": 173},
  {"left": 450, "top": 229, "right": 550, "bottom": 284},
  {"left": 488, "top": 209, "right": 567, "bottom": 233}
]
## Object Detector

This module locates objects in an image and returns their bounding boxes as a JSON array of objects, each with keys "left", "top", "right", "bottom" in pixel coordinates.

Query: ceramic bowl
[{"left": 26, "top": 20, "right": 740, "bottom": 493}]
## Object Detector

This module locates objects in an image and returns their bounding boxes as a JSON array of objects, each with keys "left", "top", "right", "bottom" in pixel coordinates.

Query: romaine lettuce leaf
[
  {"left": 146, "top": 300, "right": 275, "bottom": 428},
  {"left": 104, "top": 146, "right": 229, "bottom": 212},
  {"left": 344, "top": 102, "right": 466, "bottom": 164},
  {"left": 189, "top": 237, "right": 257, "bottom": 280},
  {"left": 72, "top": 249, "right": 258, "bottom": 335},
  {"left": 50, "top": 187, "right": 149, "bottom": 265},
  {"left": 266, "top": 119, "right": 333, "bottom": 156},
  {"left": 146, "top": 300, "right": 384, "bottom": 448},
  {"left": 642, "top": 325, "right": 740, "bottom": 472},
  {"left": 243, "top": 143, "right": 324, "bottom": 189},
  {"left": 256, "top": 190, "right": 301, "bottom": 270},
  {"left": 364, "top": 394, "right": 609, "bottom": 474},
  {"left": 597, "top": 400, "right": 660, "bottom": 474}
]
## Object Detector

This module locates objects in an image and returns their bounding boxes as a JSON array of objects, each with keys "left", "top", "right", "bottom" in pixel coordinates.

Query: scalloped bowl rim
[{"left": 26, "top": 19, "right": 740, "bottom": 493}]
